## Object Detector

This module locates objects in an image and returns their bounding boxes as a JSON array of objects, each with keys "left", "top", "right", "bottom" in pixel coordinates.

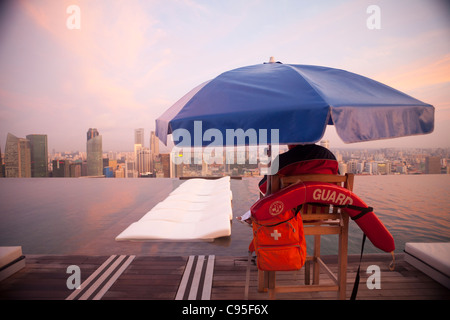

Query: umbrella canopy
[{"left": 156, "top": 60, "right": 434, "bottom": 146}]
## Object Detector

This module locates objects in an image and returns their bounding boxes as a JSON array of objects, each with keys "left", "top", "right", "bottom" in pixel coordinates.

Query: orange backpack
[{"left": 250, "top": 207, "right": 306, "bottom": 271}]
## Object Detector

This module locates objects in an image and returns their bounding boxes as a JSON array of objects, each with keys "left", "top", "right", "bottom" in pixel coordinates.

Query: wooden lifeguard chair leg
[
  {"left": 304, "top": 259, "right": 311, "bottom": 285},
  {"left": 313, "top": 235, "right": 321, "bottom": 284},
  {"left": 258, "top": 270, "right": 265, "bottom": 292},
  {"left": 267, "top": 271, "right": 276, "bottom": 300},
  {"left": 337, "top": 213, "right": 349, "bottom": 299}
]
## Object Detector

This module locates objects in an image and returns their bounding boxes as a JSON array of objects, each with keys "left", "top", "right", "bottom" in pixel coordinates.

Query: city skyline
[
  {"left": 4, "top": 127, "right": 450, "bottom": 155},
  {"left": 2, "top": 128, "right": 449, "bottom": 178},
  {"left": 0, "top": 1, "right": 449, "bottom": 152}
]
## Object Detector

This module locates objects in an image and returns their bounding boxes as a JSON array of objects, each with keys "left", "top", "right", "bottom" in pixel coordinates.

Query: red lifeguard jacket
[{"left": 259, "top": 144, "right": 339, "bottom": 195}]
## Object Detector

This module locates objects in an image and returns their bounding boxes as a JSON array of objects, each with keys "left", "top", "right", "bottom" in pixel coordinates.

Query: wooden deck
[{"left": 1, "top": 253, "right": 449, "bottom": 301}]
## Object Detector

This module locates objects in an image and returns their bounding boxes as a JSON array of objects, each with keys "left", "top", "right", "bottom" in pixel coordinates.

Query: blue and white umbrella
[{"left": 156, "top": 59, "right": 434, "bottom": 147}]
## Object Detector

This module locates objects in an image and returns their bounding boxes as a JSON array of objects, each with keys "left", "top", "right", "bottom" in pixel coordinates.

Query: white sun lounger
[
  {"left": 116, "top": 177, "right": 233, "bottom": 241},
  {"left": 404, "top": 242, "right": 450, "bottom": 289}
]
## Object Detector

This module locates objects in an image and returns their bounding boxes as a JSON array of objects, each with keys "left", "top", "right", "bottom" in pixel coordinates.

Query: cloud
[
  {"left": 9, "top": 1, "right": 162, "bottom": 145},
  {"left": 1, "top": 0, "right": 449, "bottom": 150},
  {"left": 18, "top": 0, "right": 163, "bottom": 90},
  {"left": 377, "top": 54, "right": 450, "bottom": 92}
]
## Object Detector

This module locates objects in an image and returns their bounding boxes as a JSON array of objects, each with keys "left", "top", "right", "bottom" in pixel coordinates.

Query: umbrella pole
[
  {"left": 266, "top": 145, "right": 272, "bottom": 195},
  {"left": 265, "top": 145, "right": 280, "bottom": 196}
]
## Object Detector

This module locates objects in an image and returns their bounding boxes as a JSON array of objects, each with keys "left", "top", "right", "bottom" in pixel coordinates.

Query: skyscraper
[
  {"left": 150, "top": 131, "right": 159, "bottom": 156},
  {"left": 161, "top": 153, "right": 170, "bottom": 177},
  {"left": 150, "top": 130, "right": 159, "bottom": 172},
  {"left": 52, "top": 160, "right": 70, "bottom": 177},
  {"left": 26, "top": 134, "right": 48, "bottom": 177},
  {"left": 136, "top": 147, "right": 151, "bottom": 176},
  {"left": 0, "top": 146, "right": 4, "bottom": 177},
  {"left": 133, "top": 128, "right": 146, "bottom": 177},
  {"left": 4, "top": 133, "right": 31, "bottom": 177},
  {"left": 86, "top": 128, "right": 103, "bottom": 176},
  {"left": 135, "top": 128, "right": 145, "bottom": 146},
  {"left": 425, "top": 156, "right": 441, "bottom": 174}
]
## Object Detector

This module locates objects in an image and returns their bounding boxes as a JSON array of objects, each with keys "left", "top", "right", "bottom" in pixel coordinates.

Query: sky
[{"left": 0, "top": 0, "right": 449, "bottom": 152}]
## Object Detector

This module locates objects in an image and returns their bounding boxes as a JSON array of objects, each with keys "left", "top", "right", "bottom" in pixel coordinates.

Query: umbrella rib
[
  {"left": 284, "top": 64, "right": 333, "bottom": 129},
  {"left": 283, "top": 64, "right": 331, "bottom": 107}
]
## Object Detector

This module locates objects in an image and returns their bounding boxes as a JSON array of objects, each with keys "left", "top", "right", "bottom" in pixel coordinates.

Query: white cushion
[
  {"left": 405, "top": 242, "right": 450, "bottom": 277},
  {"left": 116, "top": 177, "right": 233, "bottom": 241}
]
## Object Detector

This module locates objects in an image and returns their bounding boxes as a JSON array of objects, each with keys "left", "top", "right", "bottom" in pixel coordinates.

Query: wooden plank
[
  {"left": 275, "top": 284, "right": 339, "bottom": 293},
  {"left": 303, "top": 214, "right": 341, "bottom": 220},
  {"left": 281, "top": 174, "right": 347, "bottom": 185},
  {"left": 317, "top": 257, "right": 338, "bottom": 285},
  {"left": 1, "top": 254, "right": 449, "bottom": 300},
  {"left": 304, "top": 226, "right": 341, "bottom": 235}
]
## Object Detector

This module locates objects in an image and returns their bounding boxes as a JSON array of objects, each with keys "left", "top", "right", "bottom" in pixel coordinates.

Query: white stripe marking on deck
[
  {"left": 188, "top": 255, "right": 205, "bottom": 300},
  {"left": 175, "top": 255, "right": 195, "bottom": 300},
  {"left": 65, "top": 255, "right": 117, "bottom": 301},
  {"left": 201, "top": 255, "right": 215, "bottom": 300},
  {"left": 92, "top": 255, "right": 135, "bottom": 300},
  {"left": 78, "top": 255, "right": 127, "bottom": 300}
]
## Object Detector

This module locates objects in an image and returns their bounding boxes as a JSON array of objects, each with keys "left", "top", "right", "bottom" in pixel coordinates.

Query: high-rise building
[
  {"left": 150, "top": 131, "right": 159, "bottom": 172},
  {"left": 4, "top": 133, "right": 31, "bottom": 177},
  {"left": 0, "top": 146, "right": 4, "bottom": 177},
  {"left": 338, "top": 162, "right": 347, "bottom": 175},
  {"left": 133, "top": 128, "right": 148, "bottom": 177},
  {"left": 115, "top": 164, "right": 125, "bottom": 178},
  {"left": 135, "top": 128, "right": 145, "bottom": 146},
  {"left": 52, "top": 160, "right": 70, "bottom": 177},
  {"left": 425, "top": 156, "right": 441, "bottom": 174},
  {"left": 161, "top": 153, "right": 170, "bottom": 177},
  {"left": 377, "top": 162, "right": 391, "bottom": 175},
  {"left": 86, "top": 128, "right": 103, "bottom": 176},
  {"left": 364, "top": 161, "right": 374, "bottom": 175},
  {"left": 125, "top": 160, "right": 136, "bottom": 178},
  {"left": 346, "top": 160, "right": 357, "bottom": 174},
  {"left": 150, "top": 131, "right": 159, "bottom": 156},
  {"left": 136, "top": 146, "right": 151, "bottom": 176},
  {"left": 26, "top": 134, "right": 48, "bottom": 177},
  {"left": 70, "top": 162, "right": 82, "bottom": 177}
]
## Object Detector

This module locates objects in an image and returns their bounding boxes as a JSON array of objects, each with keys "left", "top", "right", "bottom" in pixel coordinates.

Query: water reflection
[{"left": 0, "top": 175, "right": 449, "bottom": 256}]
